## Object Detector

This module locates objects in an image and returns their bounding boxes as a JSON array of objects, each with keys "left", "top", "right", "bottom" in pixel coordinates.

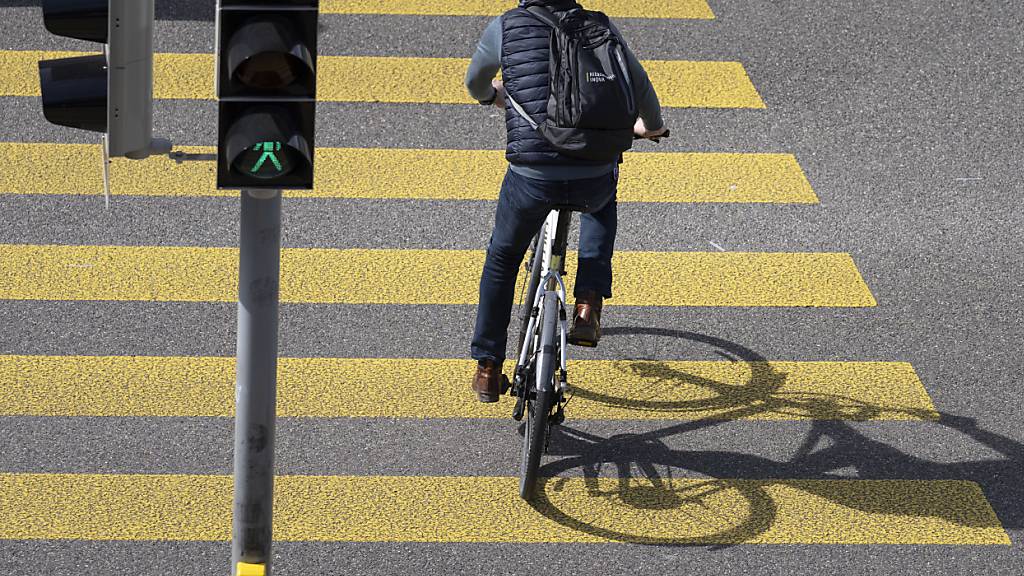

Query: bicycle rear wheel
[{"left": 519, "top": 290, "right": 558, "bottom": 500}]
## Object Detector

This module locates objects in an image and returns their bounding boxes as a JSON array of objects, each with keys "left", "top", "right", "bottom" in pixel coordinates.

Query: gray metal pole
[{"left": 231, "top": 189, "right": 282, "bottom": 576}]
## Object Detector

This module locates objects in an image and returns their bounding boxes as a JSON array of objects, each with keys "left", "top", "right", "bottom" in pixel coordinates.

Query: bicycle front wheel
[
  {"left": 519, "top": 290, "right": 558, "bottom": 500},
  {"left": 515, "top": 231, "right": 545, "bottom": 364}
]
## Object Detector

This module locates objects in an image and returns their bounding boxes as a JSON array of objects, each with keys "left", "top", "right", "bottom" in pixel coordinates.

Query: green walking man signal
[{"left": 250, "top": 142, "right": 283, "bottom": 174}]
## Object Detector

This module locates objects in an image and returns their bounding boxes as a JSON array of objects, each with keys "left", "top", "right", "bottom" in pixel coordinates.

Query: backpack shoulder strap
[{"left": 523, "top": 4, "right": 560, "bottom": 28}]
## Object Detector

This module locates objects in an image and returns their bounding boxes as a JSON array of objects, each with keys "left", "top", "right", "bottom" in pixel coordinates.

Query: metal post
[{"left": 232, "top": 189, "right": 282, "bottom": 576}]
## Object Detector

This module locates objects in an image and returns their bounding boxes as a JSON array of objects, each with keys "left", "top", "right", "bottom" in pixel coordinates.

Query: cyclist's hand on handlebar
[
  {"left": 491, "top": 79, "right": 507, "bottom": 109},
  {"left": 633, "top": 118, "right": 669, "bottom": 141}
]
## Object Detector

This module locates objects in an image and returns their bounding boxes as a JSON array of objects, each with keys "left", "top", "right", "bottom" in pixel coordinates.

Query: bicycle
[{"left": 508, "top": 129, "right": 670, "bottom": 499}]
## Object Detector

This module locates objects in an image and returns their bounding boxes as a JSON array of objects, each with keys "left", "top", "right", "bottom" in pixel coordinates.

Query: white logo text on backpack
[{"left": 586, "top": 71, "right": 616, "bottom": 83}]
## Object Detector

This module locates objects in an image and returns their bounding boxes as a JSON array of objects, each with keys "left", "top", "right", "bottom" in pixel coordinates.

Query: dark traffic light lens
[
  {"left": 236, "top": 52, "right": 303, "bottom": 90},
  {"left": 232, "top": 140, "right": 297, "bottom": 180}
]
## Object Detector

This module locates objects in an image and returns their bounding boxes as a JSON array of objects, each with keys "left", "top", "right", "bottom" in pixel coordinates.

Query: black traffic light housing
[
  {"left": 216, "top": 1, "right": 319, "bottom": 190},
  {"left": 38, "top": 54, "right": 108, "bottom": 133},
  {"left": 38, "top": 0, "right": 164, "bottom": 159}
]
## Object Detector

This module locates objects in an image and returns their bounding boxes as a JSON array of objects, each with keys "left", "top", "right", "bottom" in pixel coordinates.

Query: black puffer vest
[{"left": 500, "top": 4, "right": 609, "bottom": 166}]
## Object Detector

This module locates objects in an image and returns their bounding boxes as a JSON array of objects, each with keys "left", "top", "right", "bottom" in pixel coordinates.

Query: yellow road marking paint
[
  {"left": 321, "top": 0, "right": 715, "bottom": 19},
  {"left": 0, "top": 356, "right": 937, "bottom": 420},
  {"left": 0, "top": 51, "right": 210, "bottom": 101},
  {"left": 643, "top": 60, "right": 765, "bottom": 109},
  {"left": 0, "top": 474, "right": 1008, "bottom": 544},
  {"left": 0, "top": 50, "right": 82, "bottom": 97},
  {"left": 0, "top": 245, "right": 876, "bottom": 307},
  {"left": 619, "top": 152, "right": 815, "bottom": 203},
  {"left": 3, "top": 51, "right": 765, "bottom": 108},
  {"left": 325, "top": 57, "right": 765, "bottom": 108},
  {"left": 236, "top": 563, "right": 265, "bottom": 576},
  {"left": 0, "top": 143, "right": 817, "bottom": 204}
]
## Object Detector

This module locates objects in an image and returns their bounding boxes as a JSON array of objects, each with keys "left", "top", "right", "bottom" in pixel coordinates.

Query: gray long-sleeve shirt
[{"left": 465, "top": 16, "right": 664, "bottom": 180}]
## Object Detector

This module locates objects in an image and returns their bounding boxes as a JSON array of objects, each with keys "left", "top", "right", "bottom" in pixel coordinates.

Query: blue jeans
[{"left": 471, "top": 167, "right": 618, "bottom": 364}]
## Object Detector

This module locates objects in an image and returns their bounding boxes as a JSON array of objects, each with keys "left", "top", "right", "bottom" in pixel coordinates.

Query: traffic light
[
  {"left": 216, "top": 0, "right": 318, "bottom": 190},
  {"left": 38, "top": 0, "right": 164, "bottom": 159}
]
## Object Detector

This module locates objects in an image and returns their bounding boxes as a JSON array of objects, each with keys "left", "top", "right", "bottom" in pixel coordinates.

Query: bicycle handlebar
[{"left": 633, "top": 128, "right": 670, "bottom": 142}]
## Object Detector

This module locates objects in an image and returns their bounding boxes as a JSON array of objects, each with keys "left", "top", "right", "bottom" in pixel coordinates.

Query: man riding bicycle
[{"left": 467, "top": 0, "right": 667, "bottom": 402}]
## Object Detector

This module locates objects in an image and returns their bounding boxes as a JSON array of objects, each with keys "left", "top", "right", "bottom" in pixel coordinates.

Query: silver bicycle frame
[{"left": 515, "top": 210, "right": 571, "bottom": 393}]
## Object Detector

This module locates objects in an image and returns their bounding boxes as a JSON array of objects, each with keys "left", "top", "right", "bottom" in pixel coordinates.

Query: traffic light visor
[
  {"left": 42, "top": 0, "right": 108, "bottom": 43},
  {"left": 224, "top": 16, "right": 316, "bottom": 96}
]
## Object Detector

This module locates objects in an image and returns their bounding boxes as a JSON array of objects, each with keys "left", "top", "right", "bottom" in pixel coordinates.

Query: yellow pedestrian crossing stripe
[
  {"left": 1, "top": 51, "right": 766, "bottom": 109},
  {"left": 0, "top": 474, "right": 1007, "bottom": 544},
  {"left": 0, "top": 143, "right": 818, "bottom": 204},
  {"left": 321, "top": 0, "right": 716, "bottom": 19},
  {"left": 0, "top": 245, "right": 876, "bottom": 307},
  {"left": 0, "top": 356, "right": 937, "bottom": 420}
]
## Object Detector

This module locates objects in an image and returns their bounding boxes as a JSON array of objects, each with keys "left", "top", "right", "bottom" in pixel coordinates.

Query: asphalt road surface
[{"left": 0, "top": 0, "right": 1022, "bottom": 574}]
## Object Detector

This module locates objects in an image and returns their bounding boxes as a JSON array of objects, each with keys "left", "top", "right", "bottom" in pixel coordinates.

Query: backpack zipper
[{"left": 613, "top": 43, "right": 636, "bottom": 116}]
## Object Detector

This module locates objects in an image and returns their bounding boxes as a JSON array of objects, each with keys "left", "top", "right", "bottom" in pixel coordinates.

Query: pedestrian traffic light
[
  {"left": 216, "top": 0, "right": 318, "bottom": 190},
  {"left": 38, "top": 0, "right": 166, "bottom": 159}
]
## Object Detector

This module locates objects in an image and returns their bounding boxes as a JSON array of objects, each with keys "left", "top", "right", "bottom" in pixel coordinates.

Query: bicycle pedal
[
  {"left": 500, "top": 374, "right": 512, "bottom": 395},
  {"left": 551, "top": 407, "right": 565, "bottom": 426}
]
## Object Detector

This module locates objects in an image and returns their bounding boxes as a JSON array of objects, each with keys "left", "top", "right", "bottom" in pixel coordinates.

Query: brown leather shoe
[
  {"left": 472, "top": 360, "right": 505, "bottom": 403},
  {"left": 568, "top": 290, "right": 603, "bottom": 347}
]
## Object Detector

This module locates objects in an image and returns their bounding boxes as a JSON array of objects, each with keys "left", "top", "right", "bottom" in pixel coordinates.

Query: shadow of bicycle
[
  {"left": 571, "top": 328, "right": 936, "bottom": 422},
  {"left": 522, "top": 327, "right": 1021, "bottom": 546}
]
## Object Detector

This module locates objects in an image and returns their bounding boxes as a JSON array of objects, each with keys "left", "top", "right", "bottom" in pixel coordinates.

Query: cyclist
[{"left": 467, "top": 0, "right": 667, "bottom": 402}]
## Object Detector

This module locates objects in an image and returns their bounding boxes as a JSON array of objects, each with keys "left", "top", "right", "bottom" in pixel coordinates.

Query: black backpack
[{"left": 506, "top": 1, "right": 638, "bottom": 162}]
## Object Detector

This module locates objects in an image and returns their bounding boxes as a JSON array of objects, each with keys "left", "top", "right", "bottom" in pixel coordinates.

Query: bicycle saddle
[{"left": 550, "top": 202, "right": 591, "bottom": 212}]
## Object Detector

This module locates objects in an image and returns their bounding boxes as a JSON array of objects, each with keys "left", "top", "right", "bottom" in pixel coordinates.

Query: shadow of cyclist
[{"left": 525, "top": 327, "right": 1022, "bottom": 545}]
